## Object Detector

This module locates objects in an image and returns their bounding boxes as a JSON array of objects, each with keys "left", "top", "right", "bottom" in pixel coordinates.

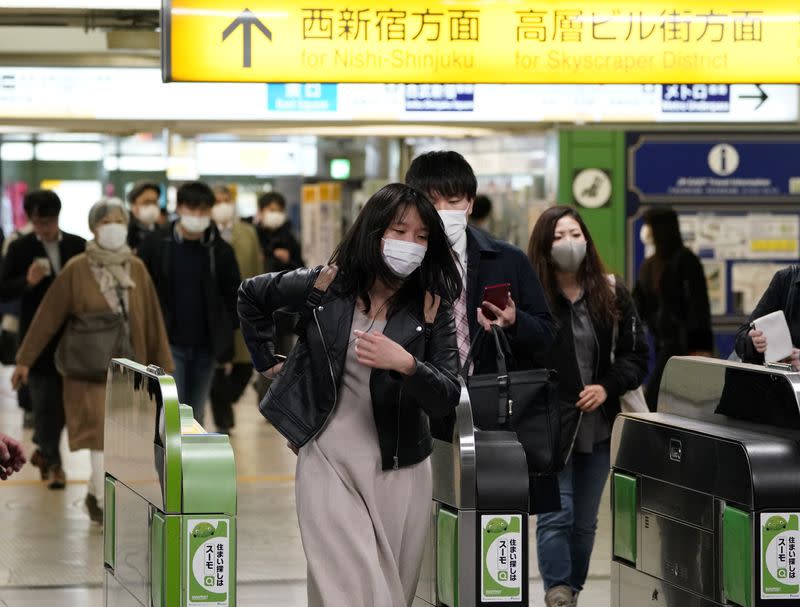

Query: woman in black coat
[
  {"left": 238, "top": 183, "right": 462, "bottom": 607},
  {"left": 528, "top": 206, "right": 648, "bottom": 607},
  {"left": 633, "top": 207, "right": 713, "bottom": 410}
]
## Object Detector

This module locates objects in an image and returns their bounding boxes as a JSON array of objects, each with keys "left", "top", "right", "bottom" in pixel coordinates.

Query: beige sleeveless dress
[{"left": 295, "top": 307, "right": 432, "bottom": 607}]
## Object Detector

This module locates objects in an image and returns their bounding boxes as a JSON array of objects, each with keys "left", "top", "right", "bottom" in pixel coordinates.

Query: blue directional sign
[
  {"left": 267, "top": 83, "right": 337, "bottom": 112},
  {"left": 629, "top": 135, "right": 800, "bottom": 202},
  {"left": 405, "top": 84, "right": 474, "bottom": 112}
]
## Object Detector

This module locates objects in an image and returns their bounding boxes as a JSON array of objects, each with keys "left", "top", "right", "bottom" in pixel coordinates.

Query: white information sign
[{"left": 0, "top": 68, "right": 796, "bottom": 124}]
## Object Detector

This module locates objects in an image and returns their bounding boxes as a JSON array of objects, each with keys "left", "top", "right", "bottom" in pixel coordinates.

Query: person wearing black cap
[{"left": 127, "top": 181, "right": 162, "bottom": 251}]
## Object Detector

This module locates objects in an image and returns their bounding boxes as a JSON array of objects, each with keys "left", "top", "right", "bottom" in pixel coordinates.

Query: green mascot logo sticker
[
  {"left": 761, "top": 513, "right": 800, "bottom": 599},
  {"left": 188, "top": 519, "right": 230, "bottom": 606},
  {"left": 485, "top": 518, "right": 509, "bottom": 534},
  {"left": 481, "top": 515, "right": 523, "bottom": 602}
]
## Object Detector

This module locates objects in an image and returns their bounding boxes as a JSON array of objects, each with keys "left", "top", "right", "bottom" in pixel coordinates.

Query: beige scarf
[{"left": 85, "top": 241, "right": 135, "bottom": 312}]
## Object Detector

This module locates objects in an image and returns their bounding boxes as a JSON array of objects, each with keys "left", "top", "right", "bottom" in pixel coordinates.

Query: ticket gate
[
  {"left": 415, "top": 382, "right": 531, "bottom": 607},
  {"left": 103, "top": 360, "right": 237, "bottom": 607},
  {"left": 612, "top": 356, "right": 800, "bottom": 607}
]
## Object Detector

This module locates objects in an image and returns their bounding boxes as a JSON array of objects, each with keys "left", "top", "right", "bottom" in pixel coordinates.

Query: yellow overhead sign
[{"left": 162, "top": 0, "right": 800, "bottom": 84}]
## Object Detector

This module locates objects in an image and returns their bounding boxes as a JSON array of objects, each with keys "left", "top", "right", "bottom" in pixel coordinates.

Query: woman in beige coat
[{"left": 13, "top": 197, "right": 173, "bottom": 524}]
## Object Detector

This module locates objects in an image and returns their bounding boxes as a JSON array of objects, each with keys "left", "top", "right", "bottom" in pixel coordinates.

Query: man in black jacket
[
  {"left": 0, "top": 190, "right": 85, "bottom": 488},
  {"left": 138, "top": 181, "right": 241, "bottom": 425},
  {"left": 406, "top": 151, "right": 555, "bottom": 374},
  {"left": 255, "top": 191, "right": 303, "bottom": 273},
  {"left": 126, "top": 181, "right": 161, "bottom": 251}
]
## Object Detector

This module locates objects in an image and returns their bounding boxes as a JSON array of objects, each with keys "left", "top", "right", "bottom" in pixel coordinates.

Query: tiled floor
[{"left": 0, "top": 366, "right": 612, "bottom": 606}]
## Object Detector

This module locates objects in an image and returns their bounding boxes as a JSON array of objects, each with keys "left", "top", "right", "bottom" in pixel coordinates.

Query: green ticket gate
[
  {"left": 103, "top": 360, "right": 237, "bottom": 607},
  {"left": 415, "top": 382, "right": 530, "bottom": 607},
  {"left": 612, "top": 356, "right": 800, "bottom": 607}
]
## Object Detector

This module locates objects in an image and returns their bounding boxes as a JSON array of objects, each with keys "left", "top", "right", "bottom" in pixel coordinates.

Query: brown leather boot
[
  {"left": 85, "top": 493, "right": 103, "bottom": 524},
  {"left": 30, "top": 449, "right": 49, "bottom": 481},
  {"left": 48, "top": 464, "right": 66, "bottom": 490}
]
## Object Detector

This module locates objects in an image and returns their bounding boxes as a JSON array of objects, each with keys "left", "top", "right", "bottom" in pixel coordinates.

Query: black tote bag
[{"left": 463, "top": 325, "right": 563, "bottom": 475}]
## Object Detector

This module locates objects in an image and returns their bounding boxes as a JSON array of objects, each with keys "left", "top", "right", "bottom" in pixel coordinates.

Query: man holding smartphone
[
  {"left": 406, "top": 151, "right": 555, "bottom": 374},
  {"left": 0, "top": 190, "right": 85, "bottom": 488}
]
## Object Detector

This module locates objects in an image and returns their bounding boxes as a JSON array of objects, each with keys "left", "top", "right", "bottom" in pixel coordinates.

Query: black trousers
[
  {"left": 28, "top": 373, "right": 64, "bottom": 467},
  {"left": 209, "top": 364, "right": 253, "bottom": 431}
]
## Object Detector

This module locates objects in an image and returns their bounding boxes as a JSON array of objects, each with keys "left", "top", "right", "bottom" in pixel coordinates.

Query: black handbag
[{"left": 463, "top": 325, "right": 563, "bottom": 475}]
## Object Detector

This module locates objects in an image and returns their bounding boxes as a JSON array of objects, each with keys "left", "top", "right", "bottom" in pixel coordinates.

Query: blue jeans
[
  {"left": 170, "top": 345, "right": 215, "bottom": 427},
  {"left": 536, "top": 439, "right": 611, "bottom": 593}
]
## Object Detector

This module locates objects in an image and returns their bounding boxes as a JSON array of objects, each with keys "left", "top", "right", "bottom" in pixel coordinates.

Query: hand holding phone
[{"left": 481, "top": 283, "right": 511, "bottom": 321}]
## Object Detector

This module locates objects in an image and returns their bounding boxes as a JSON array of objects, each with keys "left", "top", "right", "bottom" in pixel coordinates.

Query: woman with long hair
[
  {"left": 528, "top": 206, "right": 648, "bottom": 607},
  {"left": 634, "top": 207, "right": 713, "bottom": 410},
  {"left": 238, "top": 183, "right": 461, "bottom": 607}
]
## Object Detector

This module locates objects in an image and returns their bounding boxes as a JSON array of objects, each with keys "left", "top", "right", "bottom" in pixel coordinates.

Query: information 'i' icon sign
[{"left": 707, "top": 143, "right": 740, "bottom": 177}]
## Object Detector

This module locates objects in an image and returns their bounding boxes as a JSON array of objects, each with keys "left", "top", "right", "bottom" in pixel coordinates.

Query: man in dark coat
[
  {"left": 126, "top": 181, "right": 161, "bottom": 251},
  {"left": 406, "top": 152, "right": 558, "bottom": 514},
  {"left": 255, "top": 191, "right": 303, "bottom": 273},
  {"left": 137, "top": 181, "right": 241, "bottom": 426},
  {"left": 0, "top": 190, "right": 85, "bottom": 488}
]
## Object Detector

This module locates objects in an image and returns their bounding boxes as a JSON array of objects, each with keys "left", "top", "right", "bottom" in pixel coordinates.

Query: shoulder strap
[
  {"left": 306, "top": 265, "right": 339, "bottom": 310},
  {"left": 785, "top": 265, "right": 800, "bottom": 322},
  {"left": 314, "top": 265, "right": 338, "bottom": 292},
  {"left": 423, "top": 291, "right": 441, "bottom": 325}
]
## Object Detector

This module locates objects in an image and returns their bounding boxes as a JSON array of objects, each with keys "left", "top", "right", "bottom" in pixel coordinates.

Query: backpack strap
[{"left": 306, "top": 265, "right": 339, "bottom": 310}]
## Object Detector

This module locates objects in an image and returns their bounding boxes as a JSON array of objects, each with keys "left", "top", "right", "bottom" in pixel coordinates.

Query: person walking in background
[
  {"left": 255, "top": 191, "right": 303, "bottom": 273},
  {"left": 138, "top": 181, "right": 241, "bottom": 425},
  {"left": 209, "top": 185, "right": 261, "bottom": 434},
  {"left": 0, "top": 190, "right": 85, "bottom": 489},
  {"left": 12, "top": 198, "right": 173, "bottom": 523},
  {"left": 0, "top": 218, "right": 34, "bottom": 429},
  {"left": 126, "top": 181, "right": 161, "bottom": 251},
  {"left": 633, "top": 207, "right": 713, "bottom": 410},
  {"left": 528, "top": 207, "right": 648, "bottom": 607},
  {"left": 239, "top": 183, "right": 461, "bottom": 607},
  {"left": 469, "top": 193, "right": 493, "bottom": 234}
]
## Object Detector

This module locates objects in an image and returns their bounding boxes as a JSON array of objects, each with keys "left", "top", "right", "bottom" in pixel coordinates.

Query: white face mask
[
  {"left": 551, "top": 240, "right": 587, "bottom": 273},
  {"left": 211, "top": 202, "right": 236, "bottom": 225},
  {"left": 136, "top": 204, "right": 160, "bottom": 226},
  {"left": 262, "top": 210, "right": 287, "bottom": 230},
  {"left": 381, "top": 238, "right": 427, "bottom": 278},
  {"left": 180, "top": 214, "right": 211, "bottom": 235},
  {"left": 438, "top": 209, "right": 468, "bottom": 258},
  {"left": 96, "top": 223, "right": 128, "bottom": 251}
]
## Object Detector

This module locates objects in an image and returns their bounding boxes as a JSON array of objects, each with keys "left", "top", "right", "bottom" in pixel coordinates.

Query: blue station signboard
[{"left": 628, "top": 135, "right": 800, "bottom": 203}]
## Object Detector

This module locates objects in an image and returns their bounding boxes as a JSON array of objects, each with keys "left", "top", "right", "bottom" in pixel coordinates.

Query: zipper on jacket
[
  {"left": 393, "top": 386, "right": 403, "bottom": 470},
  {"left": 307, "top": 306, "right": 338, "bottom": 443}
]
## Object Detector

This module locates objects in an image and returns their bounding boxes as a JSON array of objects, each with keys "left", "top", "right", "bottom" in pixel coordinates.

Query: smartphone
[
  {"left": 34, "top": 257, "right": 52, "bottom": 276},
  {"left": 481, "top": 283, "right": 511, "bottom": 321}
]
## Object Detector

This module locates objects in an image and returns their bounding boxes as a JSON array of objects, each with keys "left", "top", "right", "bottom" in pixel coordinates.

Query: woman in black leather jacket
[
  {"left": 528, "top": 206, "right": 648, "bottom": 607},
  {"left": 238, "top": 183, "right": 461, "bottom": 607}
]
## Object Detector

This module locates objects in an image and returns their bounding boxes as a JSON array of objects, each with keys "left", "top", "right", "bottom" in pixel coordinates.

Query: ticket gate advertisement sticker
[
  {"left": 481, "top": 514, "right": 523, "bottom": 602},
  {"left": 187, "top": 519, "right": 230, "bottom": 606},
  {"left": 761, "top": 513, "right": 800, "bottom": 599}
]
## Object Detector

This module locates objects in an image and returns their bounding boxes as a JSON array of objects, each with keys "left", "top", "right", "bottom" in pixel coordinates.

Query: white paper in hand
[{"left": 752, "top": 310, "right": 794, "bottom": 363}]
